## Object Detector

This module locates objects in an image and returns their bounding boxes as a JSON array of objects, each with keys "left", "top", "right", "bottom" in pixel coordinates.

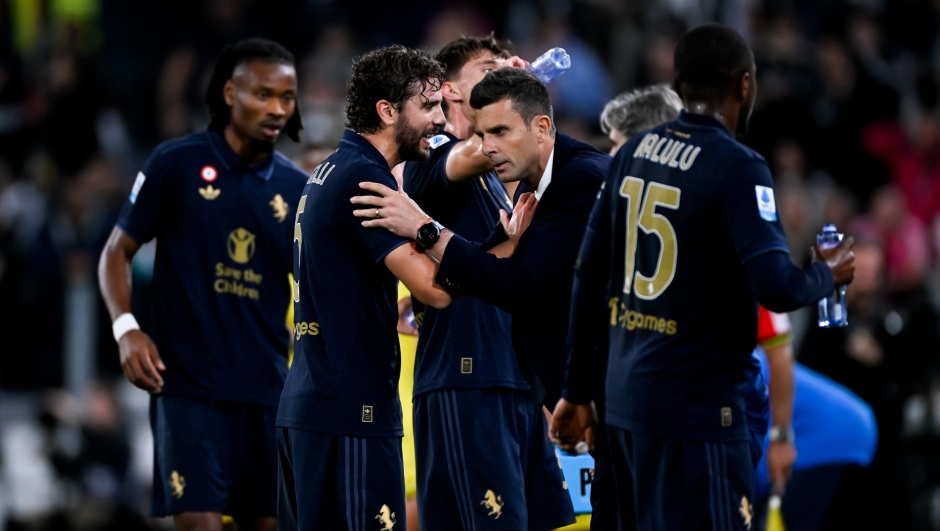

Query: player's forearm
[
  {"left": 766, "top": 342, "right": 795, "bottom": 429},
  {"left": 445, "top": 137, "right": 492, "bottom": 182},
  {"left": 98, "top": 228, "right": 138, "bottom": 320},
  {"left": 747, "top": 252, "right": 834, "bottom": 313}
]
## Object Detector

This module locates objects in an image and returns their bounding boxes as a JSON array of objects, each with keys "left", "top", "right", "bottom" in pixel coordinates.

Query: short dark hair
[
  {"left": 436, "top": 34, "right": 511, "bottom": 81},
  {"left": 469, "top": 68, "right": 554, "bottom": 134},
  {"left": 674, "top": 24, "right": 754, "bottom": 101},
  {"left": 205, "top": 38, "right": 302, "bottom": 141},
  {"left": 345, "top": 45, "right": 446, "bottom": 135},
  {"left": 436, "top": 34, "right": 511, "bottom": 118}
]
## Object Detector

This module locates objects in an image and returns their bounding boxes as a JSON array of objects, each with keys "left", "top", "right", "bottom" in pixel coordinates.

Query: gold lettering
[
  {"left": 657, "top": 318, "right": 667, "bottom": 333},
  {"left": 667, "top": 320, "right": 678, "bottom": 335},
  {"left": 310, "top": 322, "right": 319, "bottom": 335},
  {"left": 643, "top": 315, "right": 658, "bottom": 330},
  {"left": 608, "top": 297, "right": 620, "bottom": 326},
  {"left": 299, "top": 322, "right": 308, "bottom": 335},
  {"left": 244, "top": 268, "right": 263, "bottom": 284}
]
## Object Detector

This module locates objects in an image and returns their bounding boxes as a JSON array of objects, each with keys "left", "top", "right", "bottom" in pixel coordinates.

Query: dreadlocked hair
[{"left": 205, "top": 38, "right": 303, "bottom": 142}]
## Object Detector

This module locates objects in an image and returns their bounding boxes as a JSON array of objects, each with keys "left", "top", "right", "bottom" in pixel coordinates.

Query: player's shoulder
[
  {"left": 556, "top": 132, "right": 611, "bottom": 181},
  {"left": 272, "top": 151, "right": 310, "bottom": 182},
  {"left": 151, "top": 131, "right": 213, "bottom": 161}
]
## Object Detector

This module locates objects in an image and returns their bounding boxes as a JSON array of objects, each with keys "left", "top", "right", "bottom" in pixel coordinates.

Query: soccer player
[
  {"left": 98, "top": 39, "right": 305, "bottom": 531},
  {"left": 276, "top": 45, "right": 455, "bottom": 531},
  {"left": 554, "top": 25, "right": 855, "bottom": 530},
  {"left": 352, "top": 68, "right": 611, "bottom": 416},
  {"left": 398, "top": 36, "right": 575, "bottom": 531}
]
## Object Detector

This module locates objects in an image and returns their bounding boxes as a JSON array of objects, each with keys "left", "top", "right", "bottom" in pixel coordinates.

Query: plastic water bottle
[
  {"left": 526, "top": 48, "right": 571, "bottom": 84},
  {"left": 817, "top": 224, "right": 848, "bottom": 328}
]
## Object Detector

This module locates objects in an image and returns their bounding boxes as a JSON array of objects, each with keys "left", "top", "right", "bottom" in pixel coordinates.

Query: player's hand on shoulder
[
  {"left": 352, "top": 182, "right": 429, "bottom": 239},
  {"left": 118, "top": 329, "right": 165, "bottom": 393},
  {"left": 549, "top": 398, "right": 597, "bottom": 454},
  {"left": 813, "top": 235, "right": 856, "bottom": 286}
]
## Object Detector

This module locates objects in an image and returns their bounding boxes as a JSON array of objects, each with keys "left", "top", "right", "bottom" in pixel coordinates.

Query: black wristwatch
[{"left": 415, "top": 220, "right": 445, "bottom": 252}]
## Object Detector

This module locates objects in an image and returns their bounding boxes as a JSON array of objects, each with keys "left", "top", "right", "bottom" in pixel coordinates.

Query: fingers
[
  {"left": 499, "top": 209, "right": 510, "bottom": 232},
  {"left": 141, "top": 346, "right": 164, "bottom": 389},
  {"left": 350, "top": 195, "right": 387, "bottom": 207},
  {"left": 357, "top": 181, "right": 396, "bottom": 195},
  {"left": 124, "top": 354, "right": 159, "bottom": 392},
  {"left": 353, "top": 207, "right": 384, "bottom": 218},
  {"left": 583, "top": 426, "right": 595, "bottom": 451},
  {"left": 841, "top": 235, "right": 855, "bottom": 251}
]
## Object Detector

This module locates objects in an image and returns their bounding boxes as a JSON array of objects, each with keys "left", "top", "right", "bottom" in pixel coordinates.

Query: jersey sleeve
[
  {"left": 116, "top": 149, "right": 172, "bottom": 243},
  {"left": 345, "top": 163, "right": 411, "bottom": 263},
  {"left": 756, "top": 305, "right": 793, "bottom": 349},
  {"left": 402, "top": 134, "right": 457, "bottom": 202},
  {"left": 719, "top": 156, "right": 791, "bottom": 264}
]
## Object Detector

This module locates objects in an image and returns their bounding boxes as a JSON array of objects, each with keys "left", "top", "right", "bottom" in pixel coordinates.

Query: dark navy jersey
[
  {"left": 594, "top": 111, "right": 791, "bottom": 441},
  {"left": 116, "top": 130, "right": 306, "bottom": 406},
  {"left": 277, "top": 131, "right": 410, "bottom": 438},
  {"left": 403, "top": 132, "right": 528, "bottom": 396}
]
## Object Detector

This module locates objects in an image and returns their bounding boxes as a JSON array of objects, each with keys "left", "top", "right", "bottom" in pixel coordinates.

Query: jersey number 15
[{"left": 619, "top": 177, "right": 681, "bottom": 300}]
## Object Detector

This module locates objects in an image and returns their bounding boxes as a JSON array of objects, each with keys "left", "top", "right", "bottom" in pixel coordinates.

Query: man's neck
[
  {"left": 684, "top": 101, "right": 739, "bottom": 136},
  {"left": 223, "top": 125, "right": 271, "bottom": 166},
  {"left": 443, "top": 104, "right": 474, "bottom": 140},
  {"left": 523, "top": 135, "right": 556, "bottom": 190},
  {"left": 359, "top": 130, "right": 401, "bottom": 169}
]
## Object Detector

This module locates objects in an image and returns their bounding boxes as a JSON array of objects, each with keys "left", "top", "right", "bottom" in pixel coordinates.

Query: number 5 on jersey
[
  {"left": 293, "top": 195, "right": 307, "bottom": 303},
  {"left": 619, "top": 177, "right": 680, "bottom": 300}
]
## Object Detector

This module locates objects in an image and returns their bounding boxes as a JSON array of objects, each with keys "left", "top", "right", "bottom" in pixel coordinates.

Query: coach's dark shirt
[
  {"left": 403, "top": 133, "right": 529, "bottom": 396},
  {"left": 116, "top": 130, "right": 306, "bottom": 406},
  {"left": 566, "top": 111, "right": 832, "bottom": 442},
  {"left": 277, "top": 131, "right": 411, "bottom": 438},
  {"left": 435, "top": 133, "right": 610, "bottom": 408}
]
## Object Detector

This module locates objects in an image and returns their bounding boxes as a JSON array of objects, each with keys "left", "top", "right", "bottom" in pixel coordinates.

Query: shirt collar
[
  {"left": 534, "top": 147, "right": 555, "bottom": 201},
  {"left": 676, "top": 110, "right": 733, "bottom": 137},
  {"left": 339, "top": 130, "right": 390, "bottom": 168},
  {"left": 207, "top": 130, "right": 276, "bottom": 181}
]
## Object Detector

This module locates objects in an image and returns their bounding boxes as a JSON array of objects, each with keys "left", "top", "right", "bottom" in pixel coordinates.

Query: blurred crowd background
[{"left": 2, "top": 0, "right": 940, "bottom": 529}]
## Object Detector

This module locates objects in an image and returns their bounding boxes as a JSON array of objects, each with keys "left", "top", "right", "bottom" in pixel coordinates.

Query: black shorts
[
  {"left": 149, "top": 395, "right": 277, "bottom": 517},
  {"left": 413, "top": 388, "right": 575, "bottom": 531},
  {"left": 608, "top": 426, "right": 756, "bottom": 531},
  {"left": 277, "top": 427, "right": 405, "bottom": 531}
]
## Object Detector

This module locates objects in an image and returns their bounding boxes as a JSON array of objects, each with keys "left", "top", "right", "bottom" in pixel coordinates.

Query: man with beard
[
  {"left": 98, "top": 39, "right": 306, "bottom": 531},
  {"left": 275, "top": 45, "right": 456, "bottom": 531},
  {"left": 350, "top": 68, "right": 609, "bottom": 458},
  {"left": 553, "top": 25, "right": 856, "bottom": 530},
  {"left": 399, "top": 36, "right": 575, "bottom": 531}
]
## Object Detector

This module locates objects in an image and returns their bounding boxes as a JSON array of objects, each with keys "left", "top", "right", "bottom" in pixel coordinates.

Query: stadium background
[{"left": 1, "top": 0, "right": 940, "bottom": 529}]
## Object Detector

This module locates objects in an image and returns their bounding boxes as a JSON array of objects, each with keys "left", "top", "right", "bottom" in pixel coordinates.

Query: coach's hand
[
  {"left": 119, "top": 329, "right": 165, "bottom": 393},
  {"left": 550, "top": 398, "right": 597, "bottom": 453},
  {"left": 813, "top": 235, "right": 855, "bottom": 286},
  {"left": 499, "top": 192, "right": 538, "bottom": 246},
  {"left": 353, "top": 182, "right": 430, "bottom": 238},
  {"left": 767, "top": 440, "right": 796, "bottom": 496}
]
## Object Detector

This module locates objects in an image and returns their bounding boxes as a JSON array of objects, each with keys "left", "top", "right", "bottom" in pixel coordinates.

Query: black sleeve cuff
[{"left": 480, "top": 221, "right": 509, "bottom": 251}]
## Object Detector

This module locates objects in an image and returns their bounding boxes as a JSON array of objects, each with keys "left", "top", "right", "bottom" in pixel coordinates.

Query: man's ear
[
  {"left": 375, "top": 99, "right": 397, "bottom": 127},
  {"left": 736, "top": 71, "right": 751, "bottom": 102},
  {"left": 223, "top": 79, "right": 236, "bottom": 106},
  {"left": 536, "top": 115, "right": 552, "bottom": 138},
  {"left": 442, "top": 80, "right": 461, "bottom": 104}
]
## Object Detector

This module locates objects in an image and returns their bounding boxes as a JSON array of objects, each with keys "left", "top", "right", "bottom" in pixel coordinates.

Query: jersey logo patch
[
  {"left": 428, "top": 134, "right": 451, "bottom": 149},
  {"left": 169, "top": 470, "right": 186, "bottom": 499},
  {"left": 199, "top": 185, "right": 221, "bottom": 200},
  {"left": 227, "top": 228, "right": 256, "bottom": 263},
  {"left": 480, "top": 490, "right": 504, "bottom": 519},
  {"left": 739, "top": 496, "right": 753, "bottom": 529},
  {"left": 270, "top": 194, "right": 289, "bottom": 222},
  {"left": 201, "top": 165, "right": 218, "bottom": 182},
  {"left": 375, "top": 504, "right": 396, "bottom": 530},
  {"left": 755, "top": 185, "right": 777, "bottom": 221},
  {"left": 129, "top": 172, "right": 146, "bottom": 204},
  {"left": 362, "top": 405, "right": 373, "bottom": 422}
]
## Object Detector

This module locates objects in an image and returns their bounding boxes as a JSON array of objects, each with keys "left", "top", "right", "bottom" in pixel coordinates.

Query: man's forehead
[
  {"left": 477, "top": 98, "right": 520, "bottom": 123},
  {"left": 232, "top": 61, "right": 296, "bottom": 80}
]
